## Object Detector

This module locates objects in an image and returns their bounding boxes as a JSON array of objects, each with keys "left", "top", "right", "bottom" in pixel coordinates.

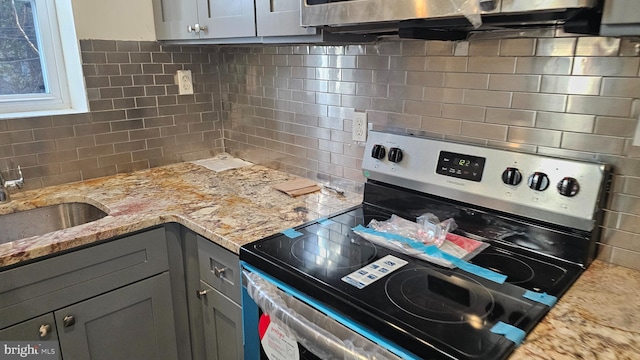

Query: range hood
[{"left": 301, "top": 0, "right": 603, "bottom": 40}]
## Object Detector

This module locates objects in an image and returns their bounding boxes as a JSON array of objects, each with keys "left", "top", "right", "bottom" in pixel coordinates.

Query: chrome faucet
[{"left": 0, "top": 166, "right": 24, "bottom": 203}]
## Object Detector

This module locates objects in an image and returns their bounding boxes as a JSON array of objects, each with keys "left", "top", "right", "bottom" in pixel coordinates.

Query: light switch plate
[{"left": 176, "top": 70, "right": 193, "bottom": 95}]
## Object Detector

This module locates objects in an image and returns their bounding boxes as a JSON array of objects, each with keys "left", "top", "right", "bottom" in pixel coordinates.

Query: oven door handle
[{"left": 243, "top": 270, "right": 403, "bottom": 360}]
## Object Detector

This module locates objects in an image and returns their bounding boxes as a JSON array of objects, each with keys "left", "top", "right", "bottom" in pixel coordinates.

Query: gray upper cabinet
[
  {"left": 152, "top": 0, "right": 199, "bottom": 40},
  {"left": 154, "top": 0, "right": 315, "bottom": 41},
  {"left": 153, "top": 0, "right": 257, "bottom": 40},
  {"left": 256, "top": 0, "right": 315, "bottom": 37}
]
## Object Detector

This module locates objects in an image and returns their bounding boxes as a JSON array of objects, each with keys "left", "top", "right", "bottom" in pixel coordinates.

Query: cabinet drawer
[
  {"left": 0, "top": 227, "right": 168, "bottom": 329},
  {"left": 197, "top": 236, "right": 241, "bottom": 304}
]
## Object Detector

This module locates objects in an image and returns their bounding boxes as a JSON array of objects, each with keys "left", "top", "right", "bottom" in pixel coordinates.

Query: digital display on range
[{"left": 436, "top": 151, "right": 486, "bottom": 182}]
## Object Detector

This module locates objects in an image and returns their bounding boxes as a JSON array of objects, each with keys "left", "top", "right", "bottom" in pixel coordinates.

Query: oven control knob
[
  {"left": 501, "top": 167, "right": 522, "bottom": 186},
  {"left": 528, "top": 172, "right": 549, "bottom": 191},
  {"left": 388, "top": 147, "right": 403, "bottom": 163},
  {"left": 557, "top": 177, "right": 580, "bottom": 197},
  {"left": 371, "top": 144, "right": 386, "bottom": 160}
]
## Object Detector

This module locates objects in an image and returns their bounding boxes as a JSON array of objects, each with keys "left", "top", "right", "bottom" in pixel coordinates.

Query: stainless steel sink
[{"left": 0, "top": 203, "right": 108, "bottom": 244}]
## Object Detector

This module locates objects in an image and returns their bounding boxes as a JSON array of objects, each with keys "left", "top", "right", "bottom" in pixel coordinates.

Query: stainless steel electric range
[{"left": 240, "top": 131, "right": 610, "bottom": 360}]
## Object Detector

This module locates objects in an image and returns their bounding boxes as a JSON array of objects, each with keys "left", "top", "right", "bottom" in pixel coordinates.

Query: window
[{"left": 0, "top": 0, "right": 87, "bottom": 119}]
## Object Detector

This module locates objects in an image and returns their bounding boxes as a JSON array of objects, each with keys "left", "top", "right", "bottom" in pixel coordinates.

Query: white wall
[{"left": 71, "top": 0, "right": 156, "bottom": 40}]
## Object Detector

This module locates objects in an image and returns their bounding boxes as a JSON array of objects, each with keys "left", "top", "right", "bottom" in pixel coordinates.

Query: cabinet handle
[
  {"left": 63, "top": 315, "right": 76, "bottom": 327},
  {"left": 187, "top": 24, "right": 207, "bottom": 33},
  {"left": 39, "top": 324, "right": 51, "bottom": 338},
  {"left": 213, "top": 266, "right": 226, "bottom": 278},
  {"left": 196, "top": 289, "right": 210, "bottom": 299}
]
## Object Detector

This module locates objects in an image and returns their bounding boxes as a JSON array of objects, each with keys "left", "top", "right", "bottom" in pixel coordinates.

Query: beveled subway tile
[
  {"left": 426, "top": 41, "right": 454, "bottom": 56},
  {"left": 373, "top": 70, "right": 407, "bottom": 85},
  {"left": 575, "top": 37, "right": 621, "bottom": 56},
  {"left": 601, "top": 78, "right": 640, "bottom": 98},
  {"left": 463, "top": 89, "right": 511, "bottom": 108},
  {"left": 535, "top": 38, "right": 576, "bottom": 56},
  {"left": 389, "top": 56, "right": 425, "bottom": 71},
  {"left": 469, "top": 39, "right": 500, "bottom": 56},
  {"left": 401, "top": 40, "right": 426, "bottom": 56},
  {"left": 423, "top": 87, "right": 464, "bottom": 104},
  {"left": 572, "top": 57, "right": 640, "bottom": 76},
  {"left": 342, "top": 69, "right": 372, "bottom": 82},
  {"left": 91, "top": 40, "right": 117, "bottom": 51},
  {"left": 388, "top": 85, "right": 423, "bottom": 100},
  {"left": 561, "top": 132, "right": 626, "bottom": 155},
  {"left": 485, "top": 108, "right": 536, "bottom": 127},
  {"left": 441, "top": 104, "right": 485, "bottom": 122},
  {"left": 468, "top": 57, "right": 516, "bottom": 74},
  {"left": 507, "top": 127, "right": 561, "bottom": 147},
  {"left": 357, "top": 55, "right": 390, "bottom": 70},
  {"left": 594, "top": 116, "right": 637, "bottom": 137},
  {"left": 499, "top": 38, "right": 536, "bottom": 56},
  {"left": 404, "top": 101, "right": 442, "bottom": 117},
  {"left": 425, "top": 57, "right": 467, "bottom": 72},
  {"left": 489, "top": 74, "right": 541, "bottom": 92},
  {"left": 460, "top": 121, "right": 508, "bottom": 141},
  {"left": 536, "top": 112, "right": 594, "bottom": 133},
  {"left": 421, "top": 116, "right": 461, "bottom": 135},
  {"left": 406, "top": 72, "right": 442, "bottom": 87},
  {"left": 540, "top": 76, "right": 601, "bottom": 95},
  {"left": 387, "top": 113, "right": 421, "bottom": 129},
  {"left": 444, "top": 73, "right": 489, "bottom": 89},
  {"left": 512, "top": 92, "right": 567, "bottom": 112},
  {"left": 567, "top": 95, "right": 632, "bottom": 117},
  {"left": 516, "top": 57, "right": 573, "bottom": 75}
]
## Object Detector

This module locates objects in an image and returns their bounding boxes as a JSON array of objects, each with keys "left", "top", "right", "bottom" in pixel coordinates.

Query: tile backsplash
[
  {"left": 218, "top": 36, "right": 640, "bottom": 270},
  {"left": 0, "top": 40, "right": 223, "bottom": 189},
  {"left": 1, "top": 35, "right": 640, "bottom": 270}
]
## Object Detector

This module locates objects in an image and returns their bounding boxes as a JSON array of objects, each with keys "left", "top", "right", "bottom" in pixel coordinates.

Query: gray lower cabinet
[
  {"left": 199, "top": 281, "right": 243, "bottom": 360},
  {"left": 186, "top": 234, "right": 243, "bottom": 360},
  {"left": 55, "top": 273, "right": 177, "bottom": 360},
  {"left": 0, "top": 313, "right": 61, "bottom": 356},
  {"left": 0, "top": 227, "right": 183, "bottom": 360}
]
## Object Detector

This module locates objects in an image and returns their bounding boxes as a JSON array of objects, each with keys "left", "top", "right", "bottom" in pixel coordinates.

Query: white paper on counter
[{"left": 191, "top": 156, "right": 252, "bottom": 172}]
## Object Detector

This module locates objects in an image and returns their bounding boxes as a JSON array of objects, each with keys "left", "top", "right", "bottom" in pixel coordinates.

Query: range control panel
[
  {"left": 361, "top": 131, "right": 609, "bottom": 231},
  {"left": 436, "top": 151, "right": 486, "bottom": 182}
]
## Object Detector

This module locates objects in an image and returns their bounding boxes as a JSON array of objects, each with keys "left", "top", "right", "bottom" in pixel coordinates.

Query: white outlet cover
[
  {"left": 176, "top": 70, "right": 193, "bottom": 95},
  {"left": 352, "top": 111, "right": 367, "bottom": 142}
]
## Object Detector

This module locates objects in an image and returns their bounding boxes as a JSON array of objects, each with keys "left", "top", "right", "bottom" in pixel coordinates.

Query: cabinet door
[
  {"left": 197, "top": 0, "right": 256, "bottom": 38},
  {"left": 0, "top": 313, "right": 61, "bottom": 357},
  {"left": 55, "top": 273, "right": 178, "bottom": 360},
  {"left": 199, "top": 281, "right": 243, "bottom": 360},
  {"left": 256, "top": 0, "right": 316, "bottom": 36},
  {"left": 152, "top": 0, "right": 199, "bottom": 40}
]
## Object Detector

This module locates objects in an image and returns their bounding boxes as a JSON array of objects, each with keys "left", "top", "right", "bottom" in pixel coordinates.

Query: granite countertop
[
  {"left": 0, "top": 158, "right": 638, "bottom": 358},
  {"left": 511, "top": 260, "right": 640, "bottom": 359},
  {"left": 0, "top": 157, "right": 362, "bottom": 268}
]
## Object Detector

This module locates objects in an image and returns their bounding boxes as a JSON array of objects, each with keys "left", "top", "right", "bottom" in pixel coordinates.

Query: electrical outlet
[
  {"left": 176, "top": 70, "right": 193, "bottom": 95},
  {"left": 352, "top": 111, "right": 367, "bottom": 142}
]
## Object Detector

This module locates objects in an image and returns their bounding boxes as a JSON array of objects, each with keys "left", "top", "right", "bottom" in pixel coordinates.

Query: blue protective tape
[
  {"left": 281, "top": 228, "right": 303, "bottom": 238},
  {"left": 352, "top": 225, "right": 507, "bottom": 284},
  {"left": 490, "top": 321, "right": 526, "bottom": 346},
  {"left": 240, "top": 262, "right": 421, "bottom": 360},
  {"left": 523, "top": 290, "right": 557, "bottom": 307},
  {"left": 318, "top": 218, "right": 335, "bottom": 226}
]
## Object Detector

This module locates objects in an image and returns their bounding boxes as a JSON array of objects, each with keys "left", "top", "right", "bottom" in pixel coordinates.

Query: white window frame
[{"left": 0, "top": 0, "right": 87, "bottom": 119}]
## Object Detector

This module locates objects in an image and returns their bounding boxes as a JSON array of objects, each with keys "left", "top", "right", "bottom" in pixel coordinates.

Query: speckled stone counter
[
  {"left": 511, "top": 260, "right": 640, "bottom": 359},
  {"left": 0, "top": 158, "right": 361, "bottom": 268},
  {"left": 1, "top": 158, "right": 638, "bottom": 359}
]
